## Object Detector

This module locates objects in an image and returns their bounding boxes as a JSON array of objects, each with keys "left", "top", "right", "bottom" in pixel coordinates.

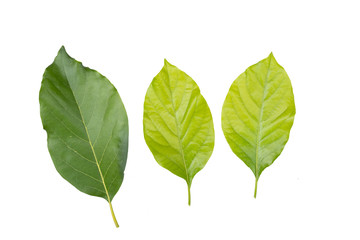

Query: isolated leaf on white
[
  {"left": 222, "top": 53, "right": 295, "bottom": 198},
  {"left": 143, "top": 59, "right": 214, "bottom": 205},
  {"left": 39, "top": 46, "right": 128, "bottom": 227}
]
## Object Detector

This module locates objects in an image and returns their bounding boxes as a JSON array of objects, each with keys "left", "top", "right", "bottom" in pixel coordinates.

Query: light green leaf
[
  {"left": 143, "top": 59, "right": 214, "bottom": 205},
  {"left": 221, "top": 53, "right": 295, "bottom": 198},
  {"left": 39, "top": 46, "right": 128, "bottom": 227}
]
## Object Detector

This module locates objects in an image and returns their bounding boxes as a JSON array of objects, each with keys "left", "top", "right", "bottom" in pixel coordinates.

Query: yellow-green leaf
[
  {"left": 39, "top": 46, "right": 128, "bottom": 227},
  {"left": 143, "top": 60, "right": 214, "bottom": 205},
  {"left": 221, "top": 53, "right": 295, "bottom": 198}
]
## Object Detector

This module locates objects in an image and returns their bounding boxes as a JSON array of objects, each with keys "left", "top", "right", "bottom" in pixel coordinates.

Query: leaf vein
[
  {"left": 55, "top": 134, "right": 96, "bottom": 164},
  {"left": 48, "top": 110, "right": 88, "bottom": 142}
]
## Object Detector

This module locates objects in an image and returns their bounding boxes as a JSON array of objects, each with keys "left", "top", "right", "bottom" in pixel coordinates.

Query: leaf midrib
[
  {"left": 165, "top": 67, "right": 191, "bottom": 186},
  {"left": 61, "top": 60, "right": 112, "bottom": 203},
  {"left": 254, "top": 57, "right": 272, "bottom": 179}
]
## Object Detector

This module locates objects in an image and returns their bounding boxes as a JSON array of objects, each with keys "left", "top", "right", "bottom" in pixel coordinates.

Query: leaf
[
  {"left": 39, "top": 46, "right": 128, "bottom": 227},
  {"left": 221, "top": 53, "right": 295, "bottom": 198},
  {"left": 143, "top": 59, "right": 214, "bottom": 205}
]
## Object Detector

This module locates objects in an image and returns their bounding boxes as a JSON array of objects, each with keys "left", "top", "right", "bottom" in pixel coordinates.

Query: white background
[{"left": 1, "top": 0, "right": 359, "bottom": 239}]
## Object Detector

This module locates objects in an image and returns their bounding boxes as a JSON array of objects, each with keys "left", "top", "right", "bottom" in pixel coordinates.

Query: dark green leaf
[{"left": 39, "top": 46, "right": 128, "bottom": 227}]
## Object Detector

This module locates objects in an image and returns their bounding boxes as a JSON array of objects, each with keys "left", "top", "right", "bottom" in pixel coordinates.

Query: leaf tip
[
  {"left": 59, "top": 45, "right": 66, "bottom": 53},
  {"left": 268, "top": 52, "right": 282, "bottom": 67},
  {"left": 57, "top": 45, "right": 70, "bottom": 59}
]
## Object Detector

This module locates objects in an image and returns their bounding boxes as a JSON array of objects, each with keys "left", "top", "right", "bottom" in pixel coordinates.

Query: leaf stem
[
  {"left": 254, "top": 178, "right": 258, "bottom": 198},
  {"left": 187, "top": 184, "right": 191, "bottom": 206},
  {"left": 109, "top": 201, "right": 119, "bottom": 228}
]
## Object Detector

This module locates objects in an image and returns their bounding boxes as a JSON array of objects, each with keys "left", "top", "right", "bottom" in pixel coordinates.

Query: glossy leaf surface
[
  {"left": 143, "top": 60, "right": 214, "bottom": 205},
  {"left": 39, "top": 46, "right": 128, "bottom": 227},
  {"left": 222, "top": 53, "right": 295, "bottom": 197}
]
